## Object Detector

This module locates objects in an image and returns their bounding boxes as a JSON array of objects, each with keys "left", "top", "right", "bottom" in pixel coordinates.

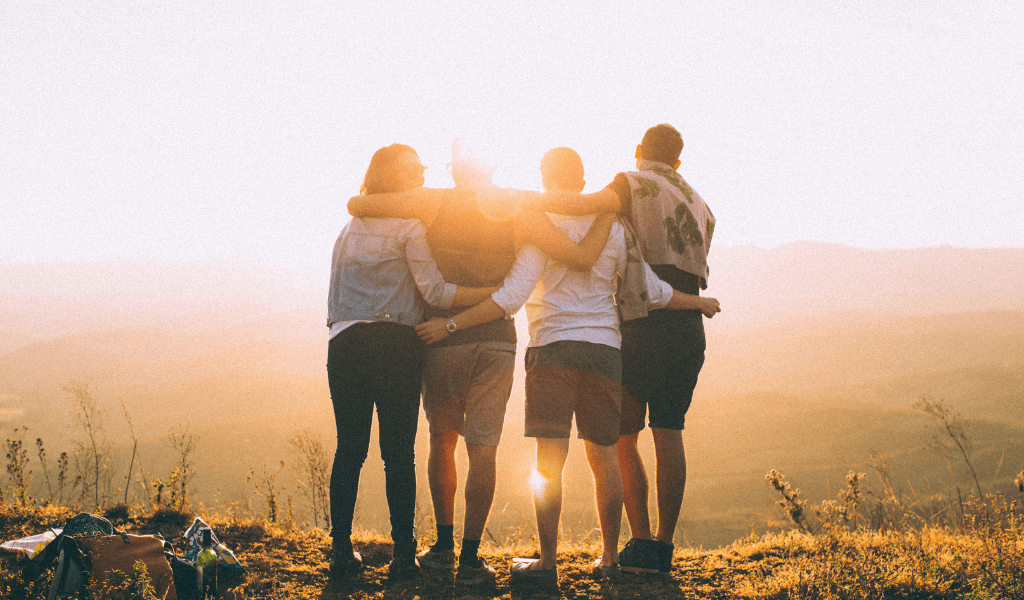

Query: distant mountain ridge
[
  {"left": 3, "top": 243, "right": 1022, "bottom": 347},
  {"left": 0, "top": 257, "right": 324, "bottom": 354},
  {"left": 705, "top": 242, "right": 1024, "bottom": 325},
  {"left": 2, "top": 244, "right": 1022, "bottom": 549}
]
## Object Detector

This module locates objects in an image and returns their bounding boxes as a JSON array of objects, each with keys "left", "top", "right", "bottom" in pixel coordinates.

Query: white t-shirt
[{"left": 490, "top": 216, "right": 674, "bottom": 349}]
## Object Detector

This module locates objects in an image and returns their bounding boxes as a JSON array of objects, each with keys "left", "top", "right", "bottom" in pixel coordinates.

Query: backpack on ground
[
  {"left": 41, "top": 513, "right": 178, "bottom": 600},
  {"left": 73, "top": 533, "right": 177, "bottom": 599},
  {"left": 31, "top": 513, "right": 114, "bottom": 596}
]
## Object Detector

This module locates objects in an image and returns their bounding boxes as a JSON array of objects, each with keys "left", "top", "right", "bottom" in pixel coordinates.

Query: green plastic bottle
[{"left": 196, "top": 529, "right": 219, "bottom": 598}]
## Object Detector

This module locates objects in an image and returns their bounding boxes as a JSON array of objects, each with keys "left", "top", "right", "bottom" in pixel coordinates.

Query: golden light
[
  {"left": 528, "top": 468, "right": 547, "bottom": 496},
  {"left": 451, "top": 135, "right": 500, "bottom": 177}
]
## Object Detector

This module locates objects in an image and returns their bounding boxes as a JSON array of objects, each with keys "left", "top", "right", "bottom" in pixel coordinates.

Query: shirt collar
[{"left": 638, "top": 159, "right": 675, "bottom": 172}]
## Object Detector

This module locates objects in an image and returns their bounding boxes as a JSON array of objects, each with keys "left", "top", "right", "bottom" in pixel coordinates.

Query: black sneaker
[
  {"left": 618, "top": 538, "right": 666, "bottom": 574},
  {"left": 329, "top": 549, "right": 364, "bottom": 580},
  {"left": 388, "top": 555, "right": 420, "bottom": 581},
  {"left": 659, "top": 540, "right": 675, "bottom": 574}
]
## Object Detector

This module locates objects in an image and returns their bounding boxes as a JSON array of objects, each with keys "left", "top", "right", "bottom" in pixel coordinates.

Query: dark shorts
[
  {"left": 524, "top": 340, "right": 622, "bottom": 446},
  {"left": 620, "top": 309, "right": 706, "bottom": 434}
]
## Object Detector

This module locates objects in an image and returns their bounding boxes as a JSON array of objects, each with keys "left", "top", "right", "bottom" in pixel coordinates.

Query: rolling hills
[{"left": 1, "top": 242, "right": 1022, "bottom": 549}]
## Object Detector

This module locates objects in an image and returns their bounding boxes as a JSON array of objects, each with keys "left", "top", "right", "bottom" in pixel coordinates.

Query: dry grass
[{"left": 2, "top": 501, "right": 1023, "bottom": 600}]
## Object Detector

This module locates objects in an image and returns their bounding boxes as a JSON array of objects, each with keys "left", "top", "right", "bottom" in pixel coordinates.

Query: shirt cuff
[
  {"left": 490, "top": 288, "right": 521, "bottom": 316},
  {"left": 438, "top": 283, "right": 458, "bottom": 309},
  {"left": 647, "top": 279, "right": 674, "bottom": 309}
]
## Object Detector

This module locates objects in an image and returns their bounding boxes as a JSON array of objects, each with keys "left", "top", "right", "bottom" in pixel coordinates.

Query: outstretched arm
[
  {"left": 451, "top": 285, "right": 500, "bottom": 307},
  {"left": 520, "top": 187, "right": 622, "bottom": 217},
  {"left": 640, "top": 256, "right": 721, "bottom": 318},
  {"left": 513, "top": 210, "right": 616, "bottom": 270},
  {"left": 348, "top": 187, "right": 445, "bottom": 224},
  {"left": 416, "top": 244, "right": 546, "bottom": 344},
  {"left": 415, "top": 299, "right": 507, "bottom": 344}
]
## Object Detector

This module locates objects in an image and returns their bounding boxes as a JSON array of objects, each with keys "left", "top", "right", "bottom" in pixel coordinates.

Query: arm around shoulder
[
  {"left": 513, "top": 211, "right": 616, "bottom": 270},
  {"left": 348, "top": 187, "right": 443, "bottom": 223},
  {"left": 521, "top": 187, "right": 621, "bottom": 216}
]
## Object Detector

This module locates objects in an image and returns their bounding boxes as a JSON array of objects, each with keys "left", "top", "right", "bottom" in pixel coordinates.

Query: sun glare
[
  {"left": 420, "top": 131, "right": 549, "bottom": 193},
  {"left": 528, "top": 468, "right": 547, "bottom": 496}
]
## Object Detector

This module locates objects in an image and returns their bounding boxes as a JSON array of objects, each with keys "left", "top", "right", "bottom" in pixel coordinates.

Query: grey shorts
[
  {"left": 524, "top": 340, "right": 622, "bottom": 447},
  {"left": 422, "top": 341, "right": 516, "bottom": 446}
]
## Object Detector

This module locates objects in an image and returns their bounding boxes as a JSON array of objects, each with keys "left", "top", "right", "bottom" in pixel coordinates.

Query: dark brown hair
[{"left": 639, "top": 124, "right": 683, "bottom": 165}]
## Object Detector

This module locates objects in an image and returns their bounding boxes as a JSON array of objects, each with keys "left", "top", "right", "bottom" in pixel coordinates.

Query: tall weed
[
  {"left": 64, "top": 378, "right": 116, "bottom": 509},
  {"left": 248, "top": 462, "right": 285, "bottom": 523},
  {"left": 4, "top": 427, "right": 32, "bottom": 508},
  {"left": 287, "top": 429, "right": 330, "bottom": 530}
]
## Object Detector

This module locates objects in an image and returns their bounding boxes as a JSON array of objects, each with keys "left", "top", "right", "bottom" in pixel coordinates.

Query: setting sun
[{"left": 528, "top": 468, "right": 548, "bottom": 497}]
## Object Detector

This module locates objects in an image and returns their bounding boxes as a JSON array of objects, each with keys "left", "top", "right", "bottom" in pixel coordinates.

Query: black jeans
[{"left": 327, "top": 322, "right": 424, "bottom": 557}]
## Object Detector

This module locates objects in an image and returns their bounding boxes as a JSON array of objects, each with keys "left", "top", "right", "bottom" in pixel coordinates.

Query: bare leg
[
  {"left": 616, "top": 431, "right": 652, "bottom": 540},
  {"left": 584, "top": 440, "right": 623, "bottom": 565},
  {"left": 533, "top": 438, "right": 569, "bottom": 569},
  {"left": 427, "top": 430, "right": 460, "bottom": 529},
  {"left": 463, "top": 442, "right": 497, "bottom": 540},
  {"left": 651, "top": 427, "right": 686, "bottom": 544}
]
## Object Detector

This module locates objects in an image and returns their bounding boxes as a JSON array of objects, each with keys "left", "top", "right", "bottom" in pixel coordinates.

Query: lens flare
[{"left": 528, "top": 468, "right": 547, "bottom": 495}]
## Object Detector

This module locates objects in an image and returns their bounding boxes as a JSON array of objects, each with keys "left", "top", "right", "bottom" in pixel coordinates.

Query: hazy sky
[{"left": 3, "top": 1, "right": 1022, "bottom": 275}]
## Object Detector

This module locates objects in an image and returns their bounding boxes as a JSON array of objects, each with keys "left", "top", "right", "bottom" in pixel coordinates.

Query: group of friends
[{"left": 325, "top": 123, "right": 720, "bottom": 588}]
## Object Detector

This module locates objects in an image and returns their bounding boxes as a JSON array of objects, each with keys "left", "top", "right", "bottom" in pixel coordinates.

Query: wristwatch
[{"left": 445, "top": 318, "right": 458, "bottom": 333}]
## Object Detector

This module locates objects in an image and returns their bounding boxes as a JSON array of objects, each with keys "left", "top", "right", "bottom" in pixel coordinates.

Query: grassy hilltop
[
  {"left": 2, "top": 484, "right": 1023, "bottom": 600},
  {"left": 3, "top": 423, "right": 1024, "bottom": 600}
]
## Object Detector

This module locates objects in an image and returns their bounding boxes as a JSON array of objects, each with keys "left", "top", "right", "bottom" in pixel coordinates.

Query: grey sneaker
[
  {"left": 591, "top": 557, "right": 622, "bottom": 582},
  {"left": 619, "top": 538, "right": 668, "bottom": 574},
  {"left": 509, "top": 558, "right": 558, "bottom": 588},
  {"left": 416, "top": 546, "right": 456, "bottom": 570},
  {"left": 456, "top": 556, "right": 497, "bottom": 587}
]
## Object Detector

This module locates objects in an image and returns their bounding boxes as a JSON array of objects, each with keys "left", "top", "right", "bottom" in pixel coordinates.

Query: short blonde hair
[{"left": 540, "top": 147, "right": 584, "bottom": 192}]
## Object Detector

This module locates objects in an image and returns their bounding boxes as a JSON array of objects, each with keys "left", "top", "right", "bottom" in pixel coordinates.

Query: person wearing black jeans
[{"left": 327, "top": 322, "right": 424, "bottom": 574}]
